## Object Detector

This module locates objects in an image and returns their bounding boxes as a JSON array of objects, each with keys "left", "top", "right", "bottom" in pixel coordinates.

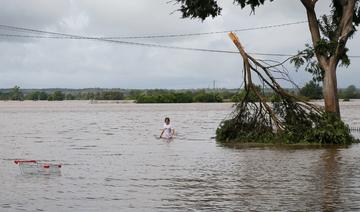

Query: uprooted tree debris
[{"left": 216, "top": 32, "right": 355, "bottom": 145}]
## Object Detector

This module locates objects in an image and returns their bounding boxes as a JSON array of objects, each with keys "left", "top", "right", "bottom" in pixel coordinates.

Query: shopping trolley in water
[{"left": 14, "top": 160, "right": 62, "bottom": 175}]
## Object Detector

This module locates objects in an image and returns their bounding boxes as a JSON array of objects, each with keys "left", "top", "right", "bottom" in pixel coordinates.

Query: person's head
[{"left": 164, "top": 117, "right": 170, "bottom": 124}]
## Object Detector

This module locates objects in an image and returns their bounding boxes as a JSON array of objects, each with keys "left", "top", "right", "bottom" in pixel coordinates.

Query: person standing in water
[{"left": 160, "top": 117, "right": 175, "bottom": 139}]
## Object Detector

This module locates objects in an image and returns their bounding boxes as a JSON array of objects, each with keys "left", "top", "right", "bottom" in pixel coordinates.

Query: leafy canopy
[
  {"left": 291, "top": 3, "right": 360, "bottom": 81},
  {"left": 176, "top": 0, "right": 273, "bottom": 20}
]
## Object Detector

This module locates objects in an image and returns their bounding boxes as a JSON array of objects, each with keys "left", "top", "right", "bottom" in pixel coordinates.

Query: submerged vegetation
[
  {"left": 216, "top": 109, "right": 355, "bottom": 145},
  {"left": 215, "top": 33, "right": 357, "bottom": 145}
]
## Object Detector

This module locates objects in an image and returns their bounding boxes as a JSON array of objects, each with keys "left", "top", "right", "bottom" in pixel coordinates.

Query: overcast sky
[{"left": 0, "top": 0, "right": 359, "bottom": 89}]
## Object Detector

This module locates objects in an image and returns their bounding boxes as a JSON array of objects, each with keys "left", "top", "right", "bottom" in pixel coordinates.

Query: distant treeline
[
  {"left": 0, "top": 86, "right": 235, "bottom": 102},
  {"left": 299, "top": 81, "right": 360, "bottom": 101},
  {"left": 1, "top": 83, "right": 360, "bottom": 103},
  {"left": 0, "top": 86, "right": 125, "bottom": 101}
]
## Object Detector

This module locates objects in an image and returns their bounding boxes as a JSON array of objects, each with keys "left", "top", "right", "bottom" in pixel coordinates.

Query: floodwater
[{"left": 1, "top": 101, "right": 360, "bottom": 211}]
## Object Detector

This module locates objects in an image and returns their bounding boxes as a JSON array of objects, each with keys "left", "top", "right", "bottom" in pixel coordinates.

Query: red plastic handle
[{"left": 14, "top": 160, "right": 37, "bottom": 164}]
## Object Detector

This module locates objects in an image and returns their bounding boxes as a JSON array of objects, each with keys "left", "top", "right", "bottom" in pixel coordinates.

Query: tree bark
[
  {"left": 323, "top": 63, "right": 340, "bottom": 116},
  {"left": 300, "top": 0, "right": 350, "bottom": 117},
  {"left": 300, "top": 0, "right": 328, "bottom": 66}
]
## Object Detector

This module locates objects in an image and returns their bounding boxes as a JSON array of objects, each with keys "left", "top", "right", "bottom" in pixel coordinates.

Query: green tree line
[
  {"left": 0, "top": 86, "right": 125, "bottom": 101},
  {"left": 1, "top": 84, "right": 360, "bottom": 102},
  {"left": 135, "top": 90, "right": 223, "bottom": 103},
  {"left": 0, "top": 86, "right": 231, "bottom": 102},
  {"left": 299, "top": 81, "right": 360, "bottom": 101}
]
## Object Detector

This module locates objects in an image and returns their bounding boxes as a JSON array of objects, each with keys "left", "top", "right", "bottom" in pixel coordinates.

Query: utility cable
[{"left": 0, "top": 23, "right": 359, "bottom": 58}]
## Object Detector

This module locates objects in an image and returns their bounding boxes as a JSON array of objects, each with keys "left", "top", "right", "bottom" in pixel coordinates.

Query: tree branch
[
  {"left": 333, "top": 0, "right": 355, "bottom": 63},
  {"left": 300, "top": 0, "right": 329, "bottom": 69}
]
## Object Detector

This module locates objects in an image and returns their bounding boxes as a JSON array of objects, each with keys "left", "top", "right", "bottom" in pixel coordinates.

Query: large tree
[{"left": 175, "top": 0, "right": 360, "bottom": 117}]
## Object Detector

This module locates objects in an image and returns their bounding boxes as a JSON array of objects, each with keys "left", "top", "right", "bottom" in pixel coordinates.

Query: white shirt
[{"left": 163, "top": 123, "right": 173, "bottom": 138}]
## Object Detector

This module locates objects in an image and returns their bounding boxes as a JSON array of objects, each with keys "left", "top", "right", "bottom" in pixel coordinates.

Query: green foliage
[
  {"left": 216, "top": 108, "right": 356, "bottom": 145},
  {"left": 299, "top": 80, "right": 323, "bottom": 100},
  {"left": 25, "top": 91, "right": 48, "bottom": 101},
  {"left": 0, "top": 92, "right": 10, "bottom": 100},
  {"left": 65, "top": 93, "right": 76, "bottom": 100},
  {"left": 49, "top": 91, "right": 65, "bottom": 101},
  {"left": 174, "top": 92, "right": 193, "bottom": 103},
  {"left": 339, "top": 85, "right": 358, "bottom": 100},
  {"left": 1, "top": 88, "right": 239, "bottom": 102},
  {"left": 194, "top": 91, "right": 222, "bottom": 103},
  {"left": 177, "top": 0, "right": 222, "bottom": 20},
  {"left": 344, "top": 85, "right": 357, "bottom": 99},
  {"left": 216, "top": 79, "right": 356, "bottom": 145},
  {"left": 135, "top": 90, "right": 224, "bottom": 103},
  {"left": 290, "top": 39, "right": 349, "bottom": 82},
  {"left": 290, "top": 10, "right": 357, "bottom": 81},
  {"left": 216, "top": 116, "right": 274, "bottom": 143},
  {"left": 101, "top": 91, "right": 124, "bottom": 100},
  {"left": 47, "top": 95, "right": 54, "bottom": 101},
  {"left": 127, "top": 90, "right": 142, "bottom": 100},
  {"left": 135, "top": 94, "right": 155, "bottom": 103},
  {"left": 176, "top": 0, "right": 274, "bottom": 20},
  {"left": 290, "top": 45, "right": 324, "bottom": 82},
  {"left": 273, "top": 100, "right": 354, "bottom": 145},
  {"left": 136, "top": 93, "right": 177, "bottom": 103},
  {"left": 231, "top": 92, "right": 243, "bottom": 102},
  {"left": 219, "top": 90, "right": 235, "bottom": 100},
  {"left": 38, "top": 91, "right": 48, "bottom": 100},
  {"left": 231, "top": 86, "right": 262, "bottom": 102},
  {"left": 25, "top": 92, "right": 39, "bottom": 101},
  {"left": 10, "top": 86, "right": 23, "bottom": 101},
  {"left": 2, "top": 87, "right": 359, "bottom": 103},
  {"left": 232, "top": 85, "right": 279, "bottom": 103},
  {"left": 300, "top": 112, "right": 355, "bottom": 145},
  {"left": 85, "top": 92, "right": 95, "bottom": 100},
  {"left": 315, "top": 38, "right": 338, "bottom": 58}
]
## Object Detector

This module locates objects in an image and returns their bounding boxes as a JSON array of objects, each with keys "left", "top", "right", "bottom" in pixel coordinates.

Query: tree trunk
[
  {"left": 323, "top": 64, "right": 340, "bottom": 117},
  {"left": 300, "top": 0, "right": 347, "bottom": 118}
]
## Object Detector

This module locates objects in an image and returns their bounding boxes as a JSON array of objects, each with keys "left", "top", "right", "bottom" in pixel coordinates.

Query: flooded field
[{"left": 1, "top": 101, "right": 360, "bottom": 211}]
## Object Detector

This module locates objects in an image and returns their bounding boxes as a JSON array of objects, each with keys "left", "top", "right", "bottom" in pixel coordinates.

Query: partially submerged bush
[
  {"left": 218, "top": 32, "right": 357, "bottom": 146},
  {"left": 216, "top": 107, "right": 356, "bottom": 145},
  {"left": 216, "top": 116, "right": 274, "bottom": 143},
  {"left": 301, "top": 112, "right": 355, "bottom": 144}
]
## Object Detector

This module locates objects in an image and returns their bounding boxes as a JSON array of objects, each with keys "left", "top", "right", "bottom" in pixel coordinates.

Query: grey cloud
[
  {"left": 0, "top": 0, "right": 69, "bottom": 28},
  {"left": 0, "top": 0, "right": 358, "bottom": 89}
]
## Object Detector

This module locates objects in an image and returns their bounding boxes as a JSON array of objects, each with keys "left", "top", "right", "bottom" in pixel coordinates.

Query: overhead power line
[
  {"left": 96, "top": 21, "right": 309, "bottom": 39},
  {"left": 0, "top": 24, "right": 296, "bottom": 56},
  {"left": 0, "top": 33, "right": 299, "bottom": 56},
  {"left": 0, "top": 23, "right": 359, "bottom": 58},
  {"left": 0, "top": 21, "right": 308, "bottom": 40},
  {"left": 0, "top": 31, "right": 239, "bottom": 54}
]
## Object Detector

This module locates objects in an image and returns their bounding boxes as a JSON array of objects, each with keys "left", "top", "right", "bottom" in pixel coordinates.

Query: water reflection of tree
[
  {"left": 316, "top": 148, "right": 341, "bottom": 211},
  {"left": 160, "top": 148, "right": 347, "bottom": 211}
]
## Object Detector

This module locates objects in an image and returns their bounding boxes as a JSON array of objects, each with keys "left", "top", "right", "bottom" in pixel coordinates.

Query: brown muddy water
[{"left": 1, "top": 101, "right": 360, "bottom": 211}]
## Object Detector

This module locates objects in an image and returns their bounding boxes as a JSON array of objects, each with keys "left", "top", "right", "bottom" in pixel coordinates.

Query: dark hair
[{"left": 164, "top": 117, "right": 170, "bottom": 122}]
